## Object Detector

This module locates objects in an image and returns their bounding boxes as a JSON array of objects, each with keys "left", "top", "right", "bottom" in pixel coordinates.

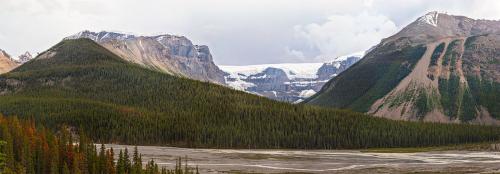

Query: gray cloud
[{"left": 0, "top": 0, "right": 499, "bottom": 65}]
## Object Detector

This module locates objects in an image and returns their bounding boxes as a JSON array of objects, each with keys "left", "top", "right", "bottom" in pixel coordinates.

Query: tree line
[
  {"left": 0, "top": 39, "right": 499, "bottom": 150},
  {"left": 0, "top": 115, "right": 199, "bottom": 174}
]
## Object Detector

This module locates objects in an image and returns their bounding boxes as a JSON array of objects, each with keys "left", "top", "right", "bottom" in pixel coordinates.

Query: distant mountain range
[
  {"left": 307, "top": 12, "right": 500, "bottom": 124},
  {"left": 220, "top": 52, "right": 363, "bottom": 103},
  {"left": 0, "top": 50, "right": 33, "bottom": 74},
  {"left": 65, "top": 30, "right": 364, "bottom": 102},
  {"left": 2, "top": 30, "right": 362, "bottom": 103}
]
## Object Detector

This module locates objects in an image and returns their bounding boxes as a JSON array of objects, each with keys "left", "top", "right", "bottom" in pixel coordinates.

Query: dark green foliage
[
  {"left": 442, "top": 40, "right": 460, "bottom": 66},
  {"left": 0, "top": 115, "right": 198, "bottom": 174},
  {"left": 415, "top": 90, "right": 431, "bottom": 118},
  {"left": 438, "top": 39, "right": 477, "bottom": 120},
  {"left": 464, "top": 35, "right": 480, "bottom": 48},
  {"left": 460, "top": 87, "right": 478, "bottom": 121},
  {"left": 438, "top": 75, "right": 480, "bottom": 121},
  {"left": 429, "top": 42, "right": 445, "bottom": 66},
  {"left": 462, "top": 35, "right": 500, "bottom": 119},
  {"left": 0, "top": 141, "right": 5, "bottom": 172},
  {"left": 1, "top": 39, "right": 500, "bottom": 149},
  {"left": 467, "top": 76, "right": 500, "bottom": 119},
  {"left": 439, "top": 74, "right": 462, "bottom": 118},
  {"left": 306, "top": 43, "right": 427, "bottom": 112}
]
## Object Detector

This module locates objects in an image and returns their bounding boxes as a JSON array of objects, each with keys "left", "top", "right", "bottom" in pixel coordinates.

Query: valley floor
[{"left": 106, "top": 144, "right": 500, "bottom": 174}]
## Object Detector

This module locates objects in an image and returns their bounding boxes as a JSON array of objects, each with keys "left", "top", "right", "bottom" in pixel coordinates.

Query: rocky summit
[
  {"left": 307, "top": 12, "right": 500, "bottom": 125},
  {"left": 65, "top": 30, "right": 226, "bottom": 84}
]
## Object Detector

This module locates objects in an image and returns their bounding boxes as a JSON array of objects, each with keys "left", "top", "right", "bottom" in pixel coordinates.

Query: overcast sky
[{"left": 1, "top": 0, "right": 499, "bottom": 65}]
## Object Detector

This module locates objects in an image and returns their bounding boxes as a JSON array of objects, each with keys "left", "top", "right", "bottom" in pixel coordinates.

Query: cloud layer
[
  {"left": 0, "top": 0, "right": 499, "bottom": 65},
  {"left": 293, "top": 12, "right": 398, "bottom": 61}
]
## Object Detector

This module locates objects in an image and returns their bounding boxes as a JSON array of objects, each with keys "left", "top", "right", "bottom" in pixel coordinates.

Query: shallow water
[{"left": 106, "top": 144, "right": 500, "bottom": 173}]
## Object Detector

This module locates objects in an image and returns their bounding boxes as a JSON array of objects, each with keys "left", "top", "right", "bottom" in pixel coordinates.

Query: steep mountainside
[
  {"left": 221, "top": 53, "right": 362, "bottom": 102},
  {"left": 2, "top": 39, "right": 498, "bottom": 148},
  {"left": 65, "top": 30, "right": 226, "bottom": 84},
  {"left": 0, "top": 49, "right": 19, "bottom": 74},
  {"left": 307, "top": 12, "right": 500, "bottom": 124}
]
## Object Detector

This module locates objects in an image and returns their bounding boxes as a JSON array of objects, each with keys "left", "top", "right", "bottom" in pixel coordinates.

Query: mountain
[
  {"left": 220, "top": 52, "right": 363, "bottom": 102},
  {"left": 306, "top": 12, "right": 500, "bottom": 124},
  {"left": 1, "top": 38, "right": 498, "bottom": 148},
  {"left": 65, "top": 30, "right": 226, "bottom": 84},
  {"left": 16, "top": 51, "right": 34, "bottom": 64},
  {"left": 0, "top": 49, "right": 19, "bottom": 74}
]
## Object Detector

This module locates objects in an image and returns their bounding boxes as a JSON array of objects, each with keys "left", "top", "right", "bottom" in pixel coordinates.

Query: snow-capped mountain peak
[
  {"left": 65, "top": 30, "right": 136, "bottom": 42},
  {"left": 418, "top": 11, "right": 439, "bottom": 27},
  {"left": 221, "top": 63, "right": 324, "bottom": 80},
  {"left": 220, "top": 52, "right": 364, "bottom": 103}
]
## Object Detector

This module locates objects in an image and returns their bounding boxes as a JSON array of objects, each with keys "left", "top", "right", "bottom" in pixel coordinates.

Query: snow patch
[
  {"left": 299, "top": 89, "right": 316, "bottom": 98},
  {"left": 224, "top": 77, "right": 256, "bottom": 91},
  {"left": 220, "top": 63, "right": 324, "bottom": 80},
  {"left": 418, "top": 11, "right": 439, "bottom": 27},
  {"left": 331, "top": 51, "right": 365, "bottom": 62},
  {"left": 293, "top": 99, "right": 304, "bottom": 104}
]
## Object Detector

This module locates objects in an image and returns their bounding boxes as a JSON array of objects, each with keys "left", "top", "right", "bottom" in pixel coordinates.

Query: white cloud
[
  {"left": 0, "top": 0, "right": 499, "bottom": 64},
  {"left": 285, "top": 47, "right": 305, "bottom": 59},
  {"left": 293, "top": 12, "right": 398, "bottom": 62}
]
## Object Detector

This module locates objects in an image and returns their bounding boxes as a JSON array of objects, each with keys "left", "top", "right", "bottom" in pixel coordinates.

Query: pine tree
[
  {"left": 99, "top": 144, "right": 107, "bottom": 174},
  {"left": 106, "top": 148, "right": 116, "bottom": 174},
  {"left": 117, "top": 150, "right": 125, "bottom": 174},
  {"left": 132, "top": 146, "right": 142, "bottom": 174},
  {"left": 124, "top": 147, "right": 131, "bottom": 173},
  {"left": 0, "top": 141, "right": 6, "bottom": 173},
  {"left": 0, "top": 125, "right": 14, "bottom": 171}
]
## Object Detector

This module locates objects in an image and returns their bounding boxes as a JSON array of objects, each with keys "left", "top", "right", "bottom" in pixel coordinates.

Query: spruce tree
[
  {"left": 132, "top": 146, "right": 142, "bottom": 174},
  {"left": 99, "top": 144, "right": 106, "bottom": 174},
  {"left": 124, "top": 147, "right": 131, "bottom": 173}
]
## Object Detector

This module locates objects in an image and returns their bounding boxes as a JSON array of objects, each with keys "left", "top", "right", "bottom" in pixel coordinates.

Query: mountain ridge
[
  {"left": 307, "top": 12, "right": 500, "bottom": 124},
  {"left": 65, "top": 30, "right": 226, "bottom": 84}
]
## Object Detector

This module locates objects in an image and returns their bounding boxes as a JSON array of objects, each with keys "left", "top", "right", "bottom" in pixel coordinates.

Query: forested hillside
[{"left": 0, "top": 39, "right": 499, "bottom": 149}]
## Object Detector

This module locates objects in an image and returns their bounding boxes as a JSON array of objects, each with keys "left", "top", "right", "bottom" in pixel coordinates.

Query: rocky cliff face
[
  {"left": 221, "top": 53, "right": 362, "bottom": 102},
  {"left": 65, "top": 31, "right": 226, "bottom": 84},
  {"left": 0, "top": 49, "right": 19, "bottom": 74},
  {"left": 17, "top": 51, "right": 33, "bottom": 64},
  {"left": 317, "top": 56, "right": 362, "bottom": 81},
  {"left": 307, "top": 12, "right": 500, "bottom": 124}
]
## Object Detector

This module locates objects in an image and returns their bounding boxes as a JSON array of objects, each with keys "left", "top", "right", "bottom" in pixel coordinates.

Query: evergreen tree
[
  {"left": 106, "top": 148, "right": 116, "bottom": 174},
  {"left": 124, "top": 147, "right": 131, "bottom": 173},
  {"left": 0, "top": 141, "right": 6, "bottom": 173},
  {"left": 99, "top": 144, "right": 107, "bottom": 174},
  {"left": 0, "top": 116, "right": 202, "bottom": 174},
  {"left": 117, "top": 150, "right": 125, "bottom": 174},
  {"left": 132, "top": 146, "right": 142, "bottom": 174}
]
